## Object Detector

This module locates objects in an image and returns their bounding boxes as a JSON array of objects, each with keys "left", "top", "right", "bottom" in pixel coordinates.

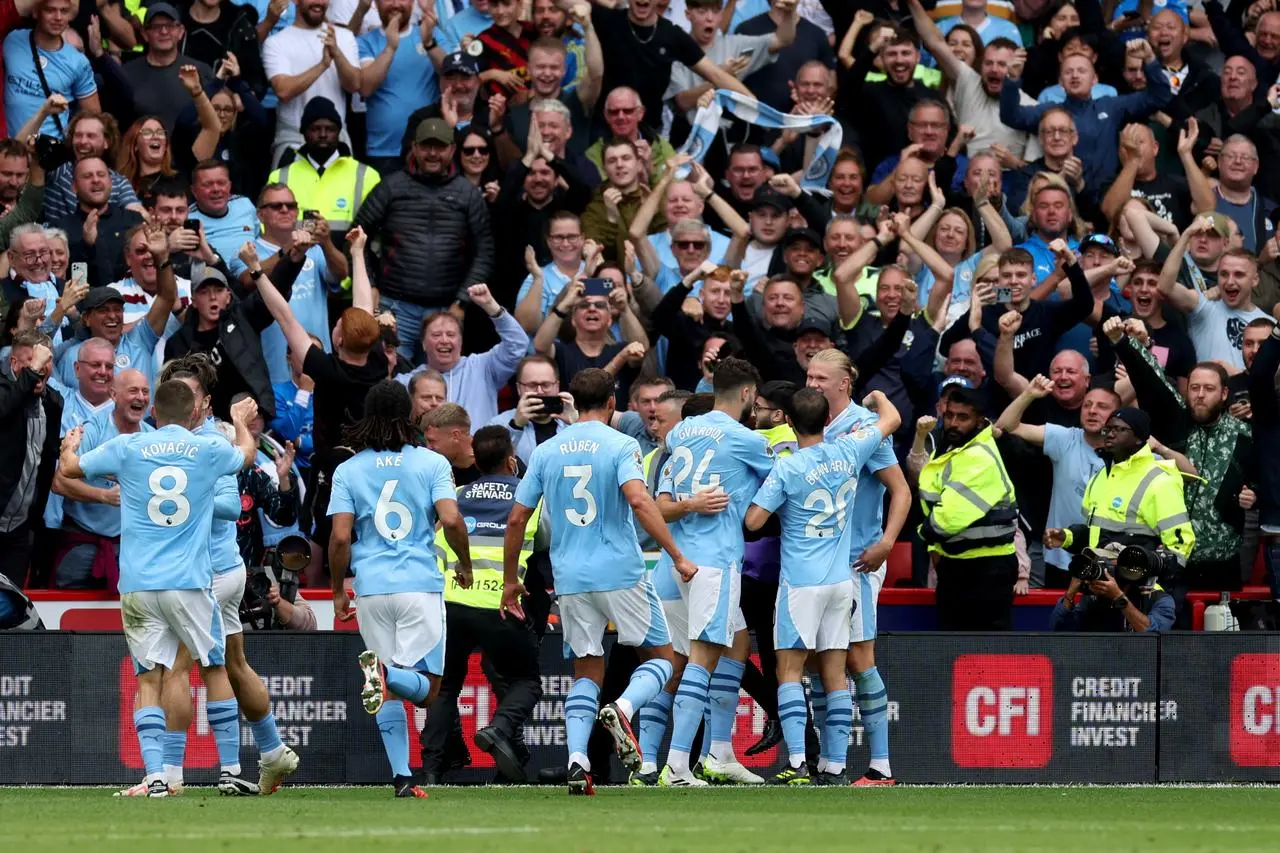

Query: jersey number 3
[{"left": 562, "top": 464, "right": 597, "bottom": 526}]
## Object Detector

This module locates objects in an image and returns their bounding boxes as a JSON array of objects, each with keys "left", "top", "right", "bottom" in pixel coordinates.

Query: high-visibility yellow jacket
[
  {"left": 1063, "top": 446, "right": 1195, "bottom": 564},
  {"left": 269, "top": 156, "right": 380, "bottom": 231},
  {"left": 918, "top": 426, "right": 1018, "bottom": 559},
  {"left": 437, "top": 475, "right": 541, "bottom": 610}
]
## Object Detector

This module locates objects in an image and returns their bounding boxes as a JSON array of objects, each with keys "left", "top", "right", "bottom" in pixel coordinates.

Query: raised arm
[
  {"left": 907, "top": 0, "right": 965, "bottom": 79},
  {"left": 690, "top": 56, "right": 753, "bottom": 98},
  {"left": 142, "top": 225, "right": 176, "bottom": 337},
  {"left": 242, "top": 241, "right": 314, "bottom": 375},
  {"left": 994, "top": 374, "right": 1051, "bottom": 443},
  {"left": 1101, "top": 126, "right": 1144, "bottom": 224},
  {"left": 347, "top": 226, "right": 375, "bottom": 313},
  {"left": 1176, "top": 118, "right": 1214, "bottom": 215},
  {"left": 993, "top": 309, "right": 1030, "bottom": 397},
  {"left": 1156, "top": 219, "right": 1207, "bottom": 314},
  {"left": 628, "top": 160, "right": 678, "bottom": 278}
]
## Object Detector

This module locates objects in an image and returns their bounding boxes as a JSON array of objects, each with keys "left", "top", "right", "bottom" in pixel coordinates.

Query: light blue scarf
[{"left": 676, "top": 89, "right": 842, "bottom": 195}]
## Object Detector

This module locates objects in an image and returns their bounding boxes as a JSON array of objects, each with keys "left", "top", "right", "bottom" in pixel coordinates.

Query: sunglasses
[
  {"left": 674, "top": 240, "right": 707, "bottom": 250},
  {"left": 462, "top": 145, "right": 489, "bottom": 156},
  {"left": 259, "top": 201, "right": 298, "bottom": 212},
  {"left": 606, "top": 106, "right": 639, "bottom": 117}
]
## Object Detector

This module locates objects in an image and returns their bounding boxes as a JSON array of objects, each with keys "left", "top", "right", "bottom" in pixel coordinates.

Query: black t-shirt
[
  {"left": 1133, "top": 173, "right": 1192, "bottom": 232},
  {"left": 591, "top": 5, "right": 704, "bottom": 126},
  {"left": 303, "top": 345, "right": 390, "bottom": 452},
  {"left": 1147, "top": 322, "right": 1197, "bottom": 380},
  {"left": 553, "top": 340, "right": 634, "bottom": 408},
  {"left": 191, "top": 326, "right": 250, "bottom": 419}
]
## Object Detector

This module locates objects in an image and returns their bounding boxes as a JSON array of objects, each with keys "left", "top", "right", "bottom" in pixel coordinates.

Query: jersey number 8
[{"left": 147, "top": 466, "right": 191, "bottom": 527}]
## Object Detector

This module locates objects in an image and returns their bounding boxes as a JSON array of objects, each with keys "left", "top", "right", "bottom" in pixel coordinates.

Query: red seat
[
  {"left": 1250, "top": 545, "right": 1267, "bottom": 586},
  {"left": 885, "top": 542, "right": 913, "bottom": 588}
]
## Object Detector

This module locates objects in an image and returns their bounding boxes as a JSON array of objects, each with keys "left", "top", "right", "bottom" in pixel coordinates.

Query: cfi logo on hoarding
[
  {"left": 951, "top": 654, "right": 1054, "bottom": 768},
  {"left": 1229, "top": 653, "right": 1280, "bottom": 766}
]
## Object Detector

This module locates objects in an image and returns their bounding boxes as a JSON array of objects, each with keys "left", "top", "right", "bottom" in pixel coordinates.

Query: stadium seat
[{"left": 885, "top": 542, "right": 913, "bottom": 588}]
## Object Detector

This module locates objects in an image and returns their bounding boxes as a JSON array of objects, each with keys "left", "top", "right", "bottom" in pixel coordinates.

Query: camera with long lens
[
  {"left": 239, "top": 535, "right": 311, "bottom": 630},
  {"left": 1115, "top": 545, "right": 1178, "bottom": 586},
  {"left": 1068, "top": 548, "right": 1115, "bottom": 582}
]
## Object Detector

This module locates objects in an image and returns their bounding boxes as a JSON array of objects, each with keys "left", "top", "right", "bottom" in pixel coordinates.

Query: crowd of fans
[{"left": 2, "top": 0, "right": 1280, "bottom": 631}]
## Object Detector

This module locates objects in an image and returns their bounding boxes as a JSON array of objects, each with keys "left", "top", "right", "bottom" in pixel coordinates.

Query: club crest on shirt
[
  {"left": 114, "top": 353, "right": 131, "bottom": 368},
  {"left": 853, "top": 426, "right": 877, "bottom": 441}
]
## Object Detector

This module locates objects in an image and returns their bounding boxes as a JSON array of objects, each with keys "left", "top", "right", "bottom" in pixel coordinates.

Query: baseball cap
[
  {"left": 1202, "top": 212, "right": 1231, "bottom": 239},
  {"left": 441, "top": 51, "right": 481, "bottom": 77},
  {"left": 193, "top": 268, "right": 229, "bottom": 291},
  {"left": 414, "top": 118, "right": 454, "bottom": 146},
  {"left": 81, "top": 286, "right": 125, "bottom": 312},
  {"left": 781, "top": 227, "right": 822, "bottom": 250},
  {"left": 145, "top": 3, "right": 181, "bottom": 24},
  {"left": 937, "top": 374, "right": 973, "bottom": 395},
  {"left": 794, "top": 315, "right": 835, "bottom": 340},
  {"left": 1080, "top": 233, "right": 1120, "bottom": 256},
  {"left": 751, "top": 185, "right": 794, "bottom": 214}
]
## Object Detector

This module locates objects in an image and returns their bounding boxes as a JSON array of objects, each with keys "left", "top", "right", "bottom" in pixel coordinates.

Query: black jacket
[
  {"left": 0, "top": 365, "right": 63, "bottom": 532},
  {"left": 163, "top": 254, "right": 303, "bottom": 420},
  {"left": 354, "top": 169, "right": 495, "bottom": 308}
]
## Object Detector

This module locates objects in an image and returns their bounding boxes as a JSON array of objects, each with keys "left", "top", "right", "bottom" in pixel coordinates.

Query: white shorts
[
  {"left": 850, "top": 566, "right": 886, "bottom": 644},
  {"left": 212, "top": 569, "right": 245, "bottom": 637},
  {"left": 357, "top": 591, "right": 446, "bottom": 676},
  {"left": 122, "top": 588, "right": 225, "bottom": 674},
  {"left": 774, "top": 579, "right": 854, "bottom": 652},
  {"left": 661, "top": 597, "right": 690, "bottom": 658},
  {"left": 686, "top": 564, "right": 745, "bottom": 648},
  {"left": 559, "top": 579, "right": 670, "bottom": 660}
]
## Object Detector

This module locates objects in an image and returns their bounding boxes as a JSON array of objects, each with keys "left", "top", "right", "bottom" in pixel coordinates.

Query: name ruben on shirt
[
  {"left": 559, "top": 440, "right": 600, "bottom": 454},
  {"left": 139, "top": 440, "right": 201, "bottom": 459}
]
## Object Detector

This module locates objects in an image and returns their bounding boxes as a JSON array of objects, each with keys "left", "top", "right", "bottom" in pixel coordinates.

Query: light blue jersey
[
  {"left": 514, "top": 420, "right": 647, "bottom": 595},
  {"left": 63, "top": 408, "right": 153, "bottom": 538},
  {"left": 356, "top": 26, "right": 442, "bottom": 158},
  {"left": 328, "top": 444, "right": 456, "bottom": 597},
  {"left": 55, "top": 323, "right": 164, "bottom": 393},
  {"left": 658, "top": 410, "right": 773, "bottom": 570},
  {"left": 45, "top": 393, "right": 114, "bottom": 531},
  {"left": 823, "top": 401, "right": 897, "bottom": 559},
  {"left": 751, "top": 429, "right": 885, "bottom": 587},
  {"left": 190, "top": 197, "right": 259, "bottom": 263},
  {"left": 3, "top": 31, "right": 96, "bottom": 138},
  {"left": 78, "top": 423, "right": 246, "bottom": 593},
  {"left": 195, "top": 419, "right": 249, "bottom": 574}
]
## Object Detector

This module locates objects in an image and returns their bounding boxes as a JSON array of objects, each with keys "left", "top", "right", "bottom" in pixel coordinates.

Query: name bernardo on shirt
[{"left": 803, "top": 457, "right": 859, "bottom": 486}]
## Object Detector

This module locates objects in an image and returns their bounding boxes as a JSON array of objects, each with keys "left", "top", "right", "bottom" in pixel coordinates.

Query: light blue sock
[
  {"left": 564, "top": 678, "right": 600, "bottom": 765},
  {"left": 619, "top": 658, "right": 672, "bottom": 717},
  {"left": 776, "top": 682, "right": 807, "bottom": 768},
  {"left": 708, "top": 657, "right": 745, "bottom": 759},
  {"left": 809, "top": 675, "right": 827, "bottom": 733},
  {"left": 638, "top": 691, "right": 673, "bottom": 768},
  {"left": 161, "top": 730, "right": 186, "bottom": 770},
  {"left": 667, "top": 663, "right": 710, "bottom": 774},
  {"left": 823, "top": 689, "right": 854, "bottom": 773},
  {"left": 375, "top": 700, "right": 412, "bottom": 778},
  {"left": 855, "top": 667, "right": 890, "bottom": 762},
  {"left": 384, "top": 665, "right": 431, "bottom": 704},
  {"left": 249, "top": 712, "right": 284, "bottom": 755},
  {"left": 205, "top": 698, "right": 242, "bottom": 773},
  {"left": 133, "top": 706, "right": 166, "bottom": 777}
]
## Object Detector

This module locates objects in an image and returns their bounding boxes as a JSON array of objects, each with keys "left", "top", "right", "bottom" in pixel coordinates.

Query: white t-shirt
[
  {"left": 952, "top": 64, "right": 1042, "bottom": 161},
  {"left": 1187, "top": 295, "right": 1269, "bottom": 369},
  {"left": 263, "top": 23, "right": 360, "bottom": 139},
  {"left": 742, "top": 242, "right": 775, "bottom": 294}
]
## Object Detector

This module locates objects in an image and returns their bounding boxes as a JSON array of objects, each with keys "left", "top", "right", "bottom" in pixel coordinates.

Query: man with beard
[
  {"left": 589, "top": 0, "right": 751, "bottom": 131},
  {"left": 400, "top": 51, "right": 498, "bottom": 156},
  {"left": 1204, "top": 1, "right": 1280, "bottom": 88},
  {"left": 505, "top": 36, "right": 600, "bottom": 155},
  {"left": 50, "top": 368, "right": 151, "bottom": 589},
  {"left": 120, "top": 4, "right": 216, "bottom": 131},
  {"left": 263, "top": 0, "right": 361, "bottom": 166},
  {"left": 1158, "top": 218, "right": 1269, "bottom": 370},
  {"left": 919, "top": 385, "right": 1020, "bottom": 630},
  {"left": 649, "top": 261, "right": 740, "bottom": 391},
  {"left": 1044, "top": 402, "right": 1196, "bottom": 594},
  {"left": 0, "top": 139, "right": 28, "bottom": 217},
  {"left": 1106, "top": 319, "right": 1251, "bottom": 615},
  {"left": 57, "top": 157, "right": 144, "bottom": 289},
  {"left": 355, "top": 117, "right": 495, "bottom": 357},
  {"left": 270, "top": 98, "right": 380, "bottom": 238},
  {"left": 837, "top": 27, "right": 933, "bottom": 179},
  {"left": 996, "top": 373, "right": 1124, "bottom": 588}
]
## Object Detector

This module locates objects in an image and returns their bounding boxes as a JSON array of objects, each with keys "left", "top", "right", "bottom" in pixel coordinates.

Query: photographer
[
  {"left": 1045, "top": 408, "right": 1196, "bottom": 593},
  {"left": 248, "top": 537, "right": 317, "bottom": 632},
  {"left": 1050, "top": 549, "right": 1175, "bottom": 633}
]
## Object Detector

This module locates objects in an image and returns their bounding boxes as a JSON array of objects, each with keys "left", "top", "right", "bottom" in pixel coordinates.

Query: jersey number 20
[{"left": 803, "top": 480, "right": 856, "bottom": 538}]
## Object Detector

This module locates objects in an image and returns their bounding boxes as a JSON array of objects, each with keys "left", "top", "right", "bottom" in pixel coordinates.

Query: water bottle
[{"left": 1204, "top": 592, "right": 1239, "bottom": 632}]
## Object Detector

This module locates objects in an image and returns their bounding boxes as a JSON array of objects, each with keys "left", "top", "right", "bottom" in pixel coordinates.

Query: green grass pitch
[{"left": 2, "top": 786, "right": 1278, "bottom": 853}]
